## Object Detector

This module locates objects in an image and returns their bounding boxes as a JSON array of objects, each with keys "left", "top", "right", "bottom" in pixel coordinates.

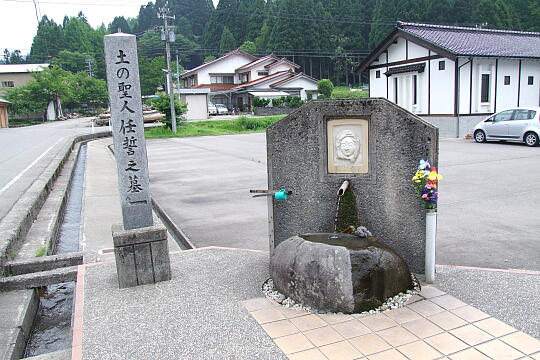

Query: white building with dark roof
[
  {"left": 181, "top": 49, "right": 318, "bottom": 112},
  {"left": 356, "top": 22, "right": 540, "bottom": 137},
  {"left": 0, "top": 63, "right": 49, "bottom": 96}
]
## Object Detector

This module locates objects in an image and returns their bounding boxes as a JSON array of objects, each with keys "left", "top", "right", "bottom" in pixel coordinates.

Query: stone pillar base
[{"left": 112, "top": 223, "right": 171, "bottom": 288}]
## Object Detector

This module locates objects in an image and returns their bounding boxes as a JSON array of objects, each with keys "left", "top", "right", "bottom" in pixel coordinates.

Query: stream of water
[{"left": 24, "top": 143, "right": 87, "bottom": 357}]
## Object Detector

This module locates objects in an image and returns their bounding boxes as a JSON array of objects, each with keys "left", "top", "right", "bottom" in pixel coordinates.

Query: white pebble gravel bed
[{"left": 262, "top": 274, "right": 421, "bottom": 315}]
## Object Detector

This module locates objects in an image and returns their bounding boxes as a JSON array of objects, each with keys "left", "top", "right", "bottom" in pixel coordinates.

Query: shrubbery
[
  {"left": 317, "top": 79, "right": 334, "bottom": 98},
  {"left": 147, "top": 92, "right": 187, "bottom": 129},
  {"left": 253, "top": 97, "right": 271, "bottom": 107}
]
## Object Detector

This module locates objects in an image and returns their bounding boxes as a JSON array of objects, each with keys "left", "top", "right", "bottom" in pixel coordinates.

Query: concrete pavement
[
  {"left": 0, "top": 117, "right": 101, "bottom": 221},
  {"left": 146, "top": 134, "right": 269, "bottom": 251}
]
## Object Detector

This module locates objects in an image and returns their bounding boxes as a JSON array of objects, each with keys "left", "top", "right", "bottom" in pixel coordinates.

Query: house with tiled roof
[
  {"left": 181, "top": 49, "right": 318, "bottom": 112},
  {"left": 356, "top": 22, "right": 540, "bottom": 137}
]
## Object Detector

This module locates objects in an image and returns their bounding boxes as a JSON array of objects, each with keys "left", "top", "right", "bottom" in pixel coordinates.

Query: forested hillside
[{"left": 5, "top": 0, "right": 539, "bottom": 93}]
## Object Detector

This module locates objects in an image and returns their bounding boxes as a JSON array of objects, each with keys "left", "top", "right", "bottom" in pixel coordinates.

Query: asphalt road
[
  {"left": 147, "top": 134, "right": 540, "bottom": 271},
  {"left": 0, "top": 118, "right": 99, "bottom": 221}
]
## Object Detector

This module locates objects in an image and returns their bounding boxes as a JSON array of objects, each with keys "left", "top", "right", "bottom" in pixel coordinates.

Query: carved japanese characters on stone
[{"left": 327, "top": 119, "right": 369, "bottom": 174}]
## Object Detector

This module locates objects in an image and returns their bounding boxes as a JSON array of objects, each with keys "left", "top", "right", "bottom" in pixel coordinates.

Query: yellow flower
[
  {"left": 415, "top": 170, "right": 425, "bottom": 178},
  {"left": 428, "top": 171, "right": 443, "bottom": 181}
]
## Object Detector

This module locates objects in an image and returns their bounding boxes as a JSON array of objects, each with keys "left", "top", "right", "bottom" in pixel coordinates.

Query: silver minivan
[{"left": 473, "top": 107, "right": 540, "bottom": 147}]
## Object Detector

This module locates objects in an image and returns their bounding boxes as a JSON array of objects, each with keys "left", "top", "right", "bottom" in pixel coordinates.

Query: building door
[{"left": 0, "top": 105, "right": 8, "bottom": 128}]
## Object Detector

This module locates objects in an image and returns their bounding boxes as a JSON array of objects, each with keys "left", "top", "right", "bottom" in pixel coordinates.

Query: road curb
[
  {"left": 0, "top": 131, "right": 111, "bottom": 273},
  {"left": 151, "top": 198, "right": 195, "bottom": 250}
]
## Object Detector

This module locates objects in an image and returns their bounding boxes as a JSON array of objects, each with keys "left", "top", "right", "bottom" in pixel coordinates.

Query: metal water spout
[{"left": 337, "top": 180, "right": 349, "bottom": 196}]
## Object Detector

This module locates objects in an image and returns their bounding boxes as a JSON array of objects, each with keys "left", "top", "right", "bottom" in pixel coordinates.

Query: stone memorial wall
[{"left": 266, "top": 98, "right": 439, "bottom": 273}]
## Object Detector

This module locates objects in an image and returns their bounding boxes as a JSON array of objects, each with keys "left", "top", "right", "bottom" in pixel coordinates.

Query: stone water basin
[{"left": 270, "top": 233, "right": 413, "bottom": 313}]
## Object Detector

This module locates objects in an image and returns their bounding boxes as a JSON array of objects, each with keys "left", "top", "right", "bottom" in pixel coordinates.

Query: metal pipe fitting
[{"left": 337, "top": 180, "right": 349, "bottom": 196}]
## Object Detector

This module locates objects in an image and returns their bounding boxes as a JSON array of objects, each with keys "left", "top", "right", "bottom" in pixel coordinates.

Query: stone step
[{"left": 0, "top": 289, "right": 39, "bottom": 360}]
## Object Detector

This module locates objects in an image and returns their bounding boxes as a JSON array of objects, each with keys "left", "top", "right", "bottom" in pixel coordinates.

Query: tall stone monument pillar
[{"left": 104, "top": 33, "right": 171, "bottom": 288}]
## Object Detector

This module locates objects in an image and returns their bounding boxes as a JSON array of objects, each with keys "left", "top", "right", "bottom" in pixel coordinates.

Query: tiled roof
[
  {"left": 236, "top": 54, "right": 278, "bottom": 72},
  {"left": 194, "top": 84, "right": 237, "bottom": 91},
  {"left": 270, "top": 72, "right": 319, "bottom": 87},
  {"left": 399, "top": 22, "right": 540, "bottom": 58},
  {"left": 233, "top": 71, "right": 292, "bottom": 89},
  {"left": 181, "top": 49, "right": 257, "bottom": 78},
  {"left": 265, "top": 58, "right": 300, "bottom": 69}
]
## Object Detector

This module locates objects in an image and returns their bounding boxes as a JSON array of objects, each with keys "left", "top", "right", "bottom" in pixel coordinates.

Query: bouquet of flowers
[{"left": 412, "top": 159, "right": 443, "bottom": 210}]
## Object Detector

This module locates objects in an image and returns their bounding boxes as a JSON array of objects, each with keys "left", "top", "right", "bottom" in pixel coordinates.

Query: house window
[
  {"left": 1, "top": 81, "right": 14, "bottom": 88},
  {"left": 481, "top": 74, "right": 490, "bottom": 103},
  {"left": 376, "top": 70, "right": 380, "bottom": 78},
  {"left": 240, "top": 73, "right": 249, "bottom": 83},
  {"left": 394, "top": 77, "right": 398, "bottom": 103},
  {"left": 504, "top": 76, "right": 510, "bottom": 85},
  {"left": 210, "top": 75, "right": 234, "bottom": 84},
  {"left": 528, "top": 76, "right": 534, "bottom": 85},
  {"left": 413, "top": 75, "right": 417, "bottom": 105},
  {"left": 257, "top": 71, "right": 268, "bottom": 76},
  {"left": 438, "top": 61, "right": 445, "bottom": 71},
  {"left": 190, "top": 77, "right": 196, "bottom": 86}
]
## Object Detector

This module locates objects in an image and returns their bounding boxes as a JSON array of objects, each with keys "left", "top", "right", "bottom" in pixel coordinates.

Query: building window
[
  {"left": 528, "top": 76, "right": 534, "bottom": 85},
  {"left": 240, "top": 73, "right": 249, "bottom": 83},
  {"left": 210, "top": 75, "right": 234, "bottom": 84},
  {"left": 481, "top": 74, "right": 490, "bottom": 103},
  {"left": 190, "top": 77, "right": 196, "bottom": 86},
  {"left": 376, "top": 70, "right": 380, "bottom": 78},
  {"left": 504, "top": 76, "right": 510, "bottom": 85},
  {"left": 1, "top": 81, "right": 14, "bottom": 88},
  {"left": 438, "top": 61, "right": 445, "bottom": 71},
  {"left": 413, "top": 75, "right": 417, "bottom": 105},
  {"left": 257, "top": 71, "right": 268, "bottom": 77},
  {"left": 394, "top": 77, "right": 398, "bottom": 103}
]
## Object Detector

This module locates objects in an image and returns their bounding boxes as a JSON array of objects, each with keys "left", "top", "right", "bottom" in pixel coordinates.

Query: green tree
[
  {"left": 317, "top": 79, "right": 334, "bottom": 98},
  {"left": 29, "top": 16, "right": 65, "bottom": 62},
  {"left": 139, "top": 56, "right": 166, "bottom": 95},
  {"left": 63, "top": 16, "right": 95, "bottom": 54},
  {"left": 239, "top": 41, "right": 256, "bottom": 55},
  {"left": 108, "top": 16, "right": 131, "bottom": 33},
  {"left": 5, "top": 66, "right": 72, "bottom": 117},
  {"left": 2, "top": 49, "right": 26, "bottom": 64},
  {"left": 170, "top": 0, "right": 214, "bottom": 40},
  {"left": 219, "top": 26, "right": 236, "bottom": 54},
  {"left": 65, "top": 71, "right": 108, "bottom": 110},
  {"left": 148, "top": 92, "right": 187, "bottom": 129},
  {"left": 51, "top": 50, "right": 92, "bottom": 73}
]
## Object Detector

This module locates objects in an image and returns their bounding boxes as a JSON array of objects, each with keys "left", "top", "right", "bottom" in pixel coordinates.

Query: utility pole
[
  {"left": 176, "top": 52, "right": 181, "bottom": 91},
  {"left": 85, "top": 58, "right": 94, "bottom": 77},
  {"left": 158, "top": 2, "right": 177, "bottom": 133}
]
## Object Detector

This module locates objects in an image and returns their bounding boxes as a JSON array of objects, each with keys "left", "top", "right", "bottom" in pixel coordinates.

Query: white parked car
[
  {"left": 215, "top": 104, "right": 229, "bottom": 115},
  {"left": 473, "top": 107, "right": 540, "bottom": 147},
  {"left": 208, "top": 103, "right": 217, "bottom": 115}
]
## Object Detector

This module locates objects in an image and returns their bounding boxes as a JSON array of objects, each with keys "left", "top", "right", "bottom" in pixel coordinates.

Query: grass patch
[
  {"left": 8, "top": 118, "right": 44, "bottom": 127},
  {"left": 35, "top": 246, "right": 47, "bottom": 257},
  {"left": 332, "top": 86, "right": 369, "bottom": 99},
  {"left": 145, "top": 115, "right": 287, "bottom": 138}
]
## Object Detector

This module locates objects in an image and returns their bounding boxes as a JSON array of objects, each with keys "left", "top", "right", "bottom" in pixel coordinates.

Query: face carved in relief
[{"left": 335, "top": 130, "right": 360, "bottom": 162}]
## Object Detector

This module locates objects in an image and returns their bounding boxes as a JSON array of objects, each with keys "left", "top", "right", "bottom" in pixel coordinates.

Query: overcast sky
[{"left": 0, "top": 0, "right": 219, "bottom": 57}]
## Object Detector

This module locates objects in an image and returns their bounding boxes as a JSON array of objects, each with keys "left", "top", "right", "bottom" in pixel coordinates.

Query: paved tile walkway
[{"left": 243, "top": 286, "right": 540, "bottom": 360}]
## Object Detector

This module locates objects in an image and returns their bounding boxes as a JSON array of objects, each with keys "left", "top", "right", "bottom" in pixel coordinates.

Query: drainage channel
[{"left": 24, "top": 143, "right": 87, "bottom": 358}]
